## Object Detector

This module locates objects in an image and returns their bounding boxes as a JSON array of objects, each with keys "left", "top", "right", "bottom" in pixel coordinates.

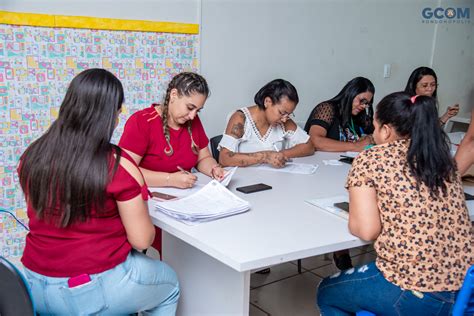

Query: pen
[
  {"left": 177, "top": 166, "right": 190, "bottom": 174},
  {"left": 273, "top": 144, "right": 292, "bottom": 162}
]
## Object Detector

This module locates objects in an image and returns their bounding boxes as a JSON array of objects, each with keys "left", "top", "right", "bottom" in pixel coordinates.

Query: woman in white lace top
[{"left": 218, "top": 79, "right": 314, "bottom": 168}]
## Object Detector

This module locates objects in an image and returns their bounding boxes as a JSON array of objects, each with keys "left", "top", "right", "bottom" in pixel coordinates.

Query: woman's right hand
[
  {"left": 171, "top": 171, "right": 198, "bottom": 189},
  {"left": 264, "top": 151, "right": 288, "bottom": 168},
  {"left": 352, "top": 136, "right": 372, "bottom": 152}
]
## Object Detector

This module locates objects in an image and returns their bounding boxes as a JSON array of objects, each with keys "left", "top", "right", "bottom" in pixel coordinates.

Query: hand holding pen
[
  {"left": 265, "top": 144, "right": 289, "bottom": 168},
  {"left": 175, "top": 166, "right": 198, "bottom": 189},
  {"left": 273, "top": 144, "right": 293, "bottom": 162}
]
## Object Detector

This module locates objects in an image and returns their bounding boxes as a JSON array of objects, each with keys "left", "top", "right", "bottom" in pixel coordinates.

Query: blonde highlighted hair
[{"left": 161, "top": 72, "right": 209, "bottom": 156}]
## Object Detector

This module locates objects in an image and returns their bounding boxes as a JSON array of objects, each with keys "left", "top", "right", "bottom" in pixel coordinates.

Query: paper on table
[
  {"left": 153, "top": 180, "right": 250, "bottom": 224},
  {"left": 150, "top": 167, "right": 238, "bottom": 200},
  {"left": 342, "top": 151, "right": 359, "bottom": 158},
  {"left": 448, "top": 132, "right": 466, "bottom": 145},
  {"left": 255, "top": 162, "right": 318, "bottom": 174},
  {"left": 219, "top": 166, "right": 238, "bottom": 186},
  {"left": 305, "top": 195, "right": 349, "bottom": 220}
]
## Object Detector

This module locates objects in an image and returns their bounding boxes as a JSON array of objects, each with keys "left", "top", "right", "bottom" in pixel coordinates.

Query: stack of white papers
[{"left": 154, "top": 180, "right": 250, "bottom": 224}]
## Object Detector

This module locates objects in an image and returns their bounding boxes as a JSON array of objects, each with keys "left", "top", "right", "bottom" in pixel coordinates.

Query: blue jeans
[
  {"left": 317, "top": 261, "right": 456, "bottom": 316},
  {"left": 23, "top": 250, "right": 180, "bottom": 315}
]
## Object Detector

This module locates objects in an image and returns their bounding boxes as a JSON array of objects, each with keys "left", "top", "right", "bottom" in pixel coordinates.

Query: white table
[
  {"left": 149, "top": 151, "right": 474, "bottom": 315},
  {"left": 149, "top": 152, "right": 366, "bottom": 315}
]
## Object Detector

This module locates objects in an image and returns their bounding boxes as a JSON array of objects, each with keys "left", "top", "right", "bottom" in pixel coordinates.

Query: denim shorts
[{"left": 23, "top": 250, "right": 180, "bottom": 315}]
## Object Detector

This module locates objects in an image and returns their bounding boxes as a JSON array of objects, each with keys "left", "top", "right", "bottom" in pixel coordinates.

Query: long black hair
[
  {"left": 19, "top": 68, "right": 124, "bottom": 227},
  {"left": 327, "top": 77, "right": 375, "bottom": 132},
  {"left": 376, "top": 92, "right": 455, "bottom": 195},
  {"left": 161, "top": 72, "right": 209, "bottom": 156},
  {"left": 404, "top": 66, "right": 438, "bottom": 99},
  {"left": 254, "top": 79, "right": 299, "bottom": 109}
]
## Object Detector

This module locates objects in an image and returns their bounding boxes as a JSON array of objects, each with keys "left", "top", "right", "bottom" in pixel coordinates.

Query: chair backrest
[
  {"left": 452, "top": 265, "right": 474, "bottom": 316},
  {"left": 210, "top": 135, "right": 223, "bottom": 162},
  {"left": 0, "top": 257, "right": 36, "bottom": 316}
]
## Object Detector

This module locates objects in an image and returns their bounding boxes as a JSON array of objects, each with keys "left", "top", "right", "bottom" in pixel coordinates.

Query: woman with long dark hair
[
  {"left": 218, "top": 78, "right": 314, "bottom": 168},
  {"left": 317, "top": 92, "right": 473, "bottom": 315},
  {"left": 19, "top": 69, "right": 179, "bottom": 315},
  {"left": 404, "top": 66, "right": 460, "bottom": 125},
  {"left": 304, "top": 77, "right": 375, "bottom": 152}
]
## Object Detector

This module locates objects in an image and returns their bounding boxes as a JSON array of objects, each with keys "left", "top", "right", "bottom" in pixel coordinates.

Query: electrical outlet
[{"left": 383, "top": 64, "right": 391, "bottom": 78}]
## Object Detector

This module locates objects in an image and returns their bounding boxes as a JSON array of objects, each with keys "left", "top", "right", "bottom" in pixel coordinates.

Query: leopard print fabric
[{"left": 346, "top": 139, "right": 473, "bottom": 291}]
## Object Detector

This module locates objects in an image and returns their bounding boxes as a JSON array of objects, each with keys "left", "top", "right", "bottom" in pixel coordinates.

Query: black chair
[
  {"left": 210, "top": 135, "right": 223, "bottom": 162},
  {"left": 0, "top": 256, "right": 36, "bottom": 316}
]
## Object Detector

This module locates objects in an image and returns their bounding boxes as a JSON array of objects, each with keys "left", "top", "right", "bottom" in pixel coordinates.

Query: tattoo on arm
[
  {"left": 230, "top": 122, "right": 244, "bottom": 138},
  {"left": 225, "top": 151, "right": 267, "bottom": 165}
]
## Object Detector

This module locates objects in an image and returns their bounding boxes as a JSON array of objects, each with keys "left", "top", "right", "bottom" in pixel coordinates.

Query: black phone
[
  {"left": 339, "top": 156, "right": 354, "bottom": 164},
  {"left": 333, "top": 202, "right": 350, "bottom": 212},
  {"left": 236, "top": 183, "right": 272, "bottom": 194},
  {"left": 465, "top": 192, "right": 474, "bottom": 201}
]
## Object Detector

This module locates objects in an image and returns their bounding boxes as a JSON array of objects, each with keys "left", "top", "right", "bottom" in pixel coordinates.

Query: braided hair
[{"left": 161, "top": 72, "right": 209, "bottom": 156}]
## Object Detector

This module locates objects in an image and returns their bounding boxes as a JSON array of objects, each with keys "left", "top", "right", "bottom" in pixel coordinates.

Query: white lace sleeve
[
  {"left": 285, "top": 125, "right": 310, "bottom": 148},
  {"left": 218, "top": 134, "right": 243, "bottom": 152}
]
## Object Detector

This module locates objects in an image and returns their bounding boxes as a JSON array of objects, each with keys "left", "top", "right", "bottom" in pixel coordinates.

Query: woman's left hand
[
  {"left": 447, "top": 104, "right": 460, "bottom": 118},
  {"left": 440, "top": 104, "right": 460, "bottom": 123},
  {"left": 211, "top": 165, "right": 226, "bottom": 180}
]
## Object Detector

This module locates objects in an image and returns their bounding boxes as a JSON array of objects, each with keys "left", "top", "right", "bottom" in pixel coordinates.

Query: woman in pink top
[{"left": 19, "top": 69, "right": 179, "bottom": 315}]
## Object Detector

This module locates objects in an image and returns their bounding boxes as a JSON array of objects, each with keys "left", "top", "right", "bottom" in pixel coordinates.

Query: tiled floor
[
  {"left": 249, "top": 245, "right": 376, "bottom": 316},
  {"left": 147, "top": 245, "right": 376, "bottom": 316}
]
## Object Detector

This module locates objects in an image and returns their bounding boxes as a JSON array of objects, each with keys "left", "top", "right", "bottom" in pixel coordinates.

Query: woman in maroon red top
[
  {"left": 19, "top": 69, "right": 179, "bottom": 315},
  {"left": 119, "top": 72, "right": 225, "bottom": 253},
  {"left": 119, "top": 72, "right": 225, "bottom": 188}
]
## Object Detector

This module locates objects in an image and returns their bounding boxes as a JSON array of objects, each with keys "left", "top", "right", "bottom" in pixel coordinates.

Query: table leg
[{"left": 162, "top": 231, "right": 251, "bottom": 315}]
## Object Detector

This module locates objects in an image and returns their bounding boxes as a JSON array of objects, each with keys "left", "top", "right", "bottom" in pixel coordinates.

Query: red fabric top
[
  {"left": 119, "top": 104, "right": 209, "bottom": 172},
  {"left": 21, "top": 151, "right": 149, "bottom": 277}
]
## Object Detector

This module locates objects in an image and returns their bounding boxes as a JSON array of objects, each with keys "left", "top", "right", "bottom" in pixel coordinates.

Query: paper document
[
  {"left": 255, "top": 163, "right": 318, "bottom": 174},
  {"left": 154, "top": 180, "right": 250, "bottom": 224},
  {"left": 305, "top": 195, "right": 349, "bottom": 220},
  {"left": 448, "top": 132, "right": 465, "bottom": 145},
  {"left": 342, "top": 151, "right": 359, "bottom": 158},
  {"left": 219, "top": 166, "right": 238, "bottom": 186}
]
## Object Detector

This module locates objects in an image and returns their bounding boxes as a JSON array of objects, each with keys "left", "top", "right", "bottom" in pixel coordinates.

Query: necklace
[{"left": 349, "top": 118, "right": 360, "bottom": 141}]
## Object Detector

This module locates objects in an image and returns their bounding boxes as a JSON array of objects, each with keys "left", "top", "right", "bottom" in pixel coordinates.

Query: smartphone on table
[
  {"left": 151, "top": 191, "right": 178, "bottom": 201},
  {"left": 236, "top": 183, "right": 272, "bottom": 194},
  {"left": 465, "top": 192, "right": 474, "bottom": 201},
  {"left": 339, "top": 156, "right": 354, "bottom": 165},
  {"left": 333, "top": 202, "right": 350, "bottom": 212}
]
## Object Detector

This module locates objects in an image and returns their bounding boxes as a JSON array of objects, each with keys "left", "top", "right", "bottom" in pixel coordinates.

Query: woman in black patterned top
[{"left": 304, "top": 77, "right": 375, "bottom": 152}]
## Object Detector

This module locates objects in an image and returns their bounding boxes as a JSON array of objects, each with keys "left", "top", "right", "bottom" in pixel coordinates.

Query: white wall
[
  {"left": 2, "top": 0, "right": 473, "bottom": 137},
  {"left": 200, "top": 0, "right": 474, "bottom": 136}
]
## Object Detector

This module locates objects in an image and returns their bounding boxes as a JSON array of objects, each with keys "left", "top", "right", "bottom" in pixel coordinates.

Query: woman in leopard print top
[{"left": 317, "top": 92, "right": 473, "bottom": 315}]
